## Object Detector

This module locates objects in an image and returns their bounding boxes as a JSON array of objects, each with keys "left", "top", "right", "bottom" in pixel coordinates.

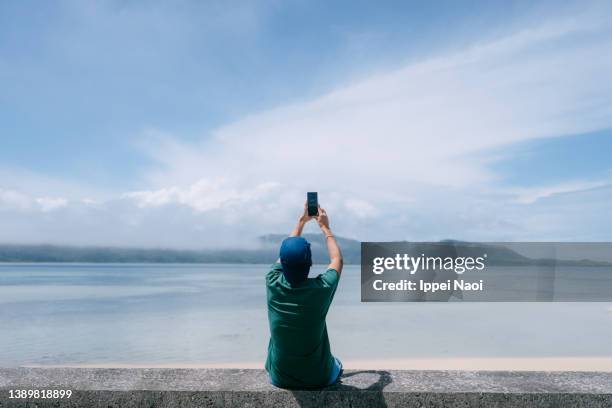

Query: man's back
[{"left": 265, "top": 263, "right": 340, "bottom": 388}]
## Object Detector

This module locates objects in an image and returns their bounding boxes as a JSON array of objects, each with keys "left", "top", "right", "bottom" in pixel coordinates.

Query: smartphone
[{"left": 307, "top": 192, "right": 318, "bottom": 216}]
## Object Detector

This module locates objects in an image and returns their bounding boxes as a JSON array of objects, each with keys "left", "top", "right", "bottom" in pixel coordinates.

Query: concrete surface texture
[{"left": 0, "top": 368, "right": 611, "bottom": 407}]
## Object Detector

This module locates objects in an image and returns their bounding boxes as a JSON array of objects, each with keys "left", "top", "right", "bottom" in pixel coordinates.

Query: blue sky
[{"left": 1, "top": 0, "right": 611, "bottom": 247}]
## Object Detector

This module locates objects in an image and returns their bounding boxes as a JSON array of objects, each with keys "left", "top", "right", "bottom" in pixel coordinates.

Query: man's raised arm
[{"left": 316, "top": 206, "right": 343, "bottom": 275}]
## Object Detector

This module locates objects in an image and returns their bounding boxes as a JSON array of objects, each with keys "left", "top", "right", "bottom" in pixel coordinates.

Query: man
[{"left": 265, "top": 203, "right": 344, "bottom": 389}]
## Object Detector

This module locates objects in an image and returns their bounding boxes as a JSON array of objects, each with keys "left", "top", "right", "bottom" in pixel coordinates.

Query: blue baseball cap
[{"left": 279, "top": 236, "right": 312, "bottom": 285}]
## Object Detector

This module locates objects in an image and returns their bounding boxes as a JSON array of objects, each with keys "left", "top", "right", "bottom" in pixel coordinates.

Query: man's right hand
[{"left": 317, "top": 206, "right": 331, "bottom": 231}]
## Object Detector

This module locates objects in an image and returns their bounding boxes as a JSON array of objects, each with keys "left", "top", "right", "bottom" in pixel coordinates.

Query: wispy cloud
[
  {"left": 0, "top": 189, "right": 68, "bottom": 213},
  {"left": 35, "top": 197, "right": 68, "bottom": 212},
  {"left": 124, "top": 12, "right": 612, "bottom": 240},
  {"left": 144, "top": 14, "right": 612, "bottom": 190},
  {"left": 1, "top": 7, "right": 612, "bottom": 246},
  {"left": 508, "top": 180, "right": 610, "bottom": 204},
  {"left": 124, "top": 179, "right": 279, "bottom": 212},
  {"left": 0, "top": 190, "right": 32, "bottom": 211}
]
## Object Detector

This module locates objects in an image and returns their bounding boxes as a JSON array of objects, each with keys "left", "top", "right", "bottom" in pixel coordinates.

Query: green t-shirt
[{"left": 265, "top": 262, "right": 340, "bottom": 389}]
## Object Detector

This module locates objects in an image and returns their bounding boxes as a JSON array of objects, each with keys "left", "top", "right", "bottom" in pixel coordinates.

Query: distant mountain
[
  {"left": 0, "top": 234, "right": 361, "bottom": 264},
  {"left": 0, "top": 239, "right": 609, "bottom": 266},
  {"left": 437, "top": 241, "right": 612, "bottom": 267},
  {"left": 0, "top": 244, "right": 274, "bottom": 264}
]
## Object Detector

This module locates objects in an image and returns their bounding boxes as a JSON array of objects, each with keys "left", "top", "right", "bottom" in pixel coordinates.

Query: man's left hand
[{"left": 299, "top": 201, "right": 315, "bottom": 224}]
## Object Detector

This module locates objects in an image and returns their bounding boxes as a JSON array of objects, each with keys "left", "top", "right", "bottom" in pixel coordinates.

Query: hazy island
[
  {"left": 0, "top": 234, "right": 360, "bottom": 264},
  {"left": 0, "top": 238, "right": 610, "bottom": 267}
]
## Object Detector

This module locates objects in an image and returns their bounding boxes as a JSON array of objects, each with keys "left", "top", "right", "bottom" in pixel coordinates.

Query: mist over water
[{"left": 1, "top": 263, "right": 611, "bottom": 367}]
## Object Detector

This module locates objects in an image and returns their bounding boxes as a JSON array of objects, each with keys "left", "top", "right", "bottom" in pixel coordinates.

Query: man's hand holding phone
[
  {"left": 299, "top": 202, "right": 315, "bottom": 224},
  {"left": 316, "top": 206, "right": 331, "bottom": 234},
  {"left": 291, "top": 201, "right": 315, "bottom": 237}
]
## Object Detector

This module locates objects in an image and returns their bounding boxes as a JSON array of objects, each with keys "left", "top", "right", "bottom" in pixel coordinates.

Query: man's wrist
[{"left": 321, "top": 226, "right": 332, "bottom": 236}]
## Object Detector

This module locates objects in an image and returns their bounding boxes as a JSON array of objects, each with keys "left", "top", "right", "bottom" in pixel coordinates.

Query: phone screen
[{"left": 307, "top": 192, "right": 318, "bottom": 216}]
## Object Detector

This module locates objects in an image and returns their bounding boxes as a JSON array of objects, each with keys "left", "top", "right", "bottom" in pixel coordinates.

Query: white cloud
[
  {"left": 121, "top": 12, "right": 612, "bottom": 243},
  {"left": 35, "top": 197, "right": 69, "bottom": 212},
  {"left": 0, "top": 167, "right": 111, "bottom": 203},
  {"left": 344, "top": 199, "right": 379, "bottom": 218},
  {"left": 124, "top": 179, "right": 279, "bottom": 212},
  {"left": 2, "top": 9, "right": 612, "bottom": 246},
  {"left": 0, "top": 189, "right": 32, "bottom": 211},
  {"left": 0, "top": 189, "right": 68, "bottom": 212},
  {"left": 143, "top": 15, "right": 612, "bottom": 198}
]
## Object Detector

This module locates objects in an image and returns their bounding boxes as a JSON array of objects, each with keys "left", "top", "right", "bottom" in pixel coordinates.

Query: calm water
[{"left": 1, "top": 263, "right": 611, "bottom": 366}]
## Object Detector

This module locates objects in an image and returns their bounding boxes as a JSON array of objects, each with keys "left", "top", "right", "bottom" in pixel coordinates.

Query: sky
[{"left": 1, "top": 0, "right": 611, "bottom": 248}]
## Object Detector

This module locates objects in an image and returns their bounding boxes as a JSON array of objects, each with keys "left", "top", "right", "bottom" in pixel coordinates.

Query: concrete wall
[{"left": 1, "top": 368, "right": 611, "bottom": 407}]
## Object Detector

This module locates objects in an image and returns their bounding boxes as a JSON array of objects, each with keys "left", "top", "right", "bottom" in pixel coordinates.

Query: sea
[{"left": 1, "top": 263, "right": 611, "bottom": 366}]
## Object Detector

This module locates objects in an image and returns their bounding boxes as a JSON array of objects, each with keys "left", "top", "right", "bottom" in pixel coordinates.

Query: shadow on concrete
[{"left": 289, "top": 370, "right": 392, "bottom": 408}]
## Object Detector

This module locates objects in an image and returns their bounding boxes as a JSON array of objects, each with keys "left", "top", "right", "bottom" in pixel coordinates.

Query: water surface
[{"left": 1, "top": 263, "right": 611, "bottom": 367}]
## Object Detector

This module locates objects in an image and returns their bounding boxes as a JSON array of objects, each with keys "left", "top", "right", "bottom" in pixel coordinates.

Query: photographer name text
[{"left": 372, "top": 278, "right": 483, "bottom": 292}]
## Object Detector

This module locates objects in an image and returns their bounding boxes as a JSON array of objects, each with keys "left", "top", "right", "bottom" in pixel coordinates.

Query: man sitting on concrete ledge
[{"left": 265, "top": 203, "right": 344, "bottom": 389}]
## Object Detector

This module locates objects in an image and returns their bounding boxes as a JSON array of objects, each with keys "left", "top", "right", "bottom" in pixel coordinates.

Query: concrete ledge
[{"left": 1, "top": 368, "right": 611, "bottom": 407}]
